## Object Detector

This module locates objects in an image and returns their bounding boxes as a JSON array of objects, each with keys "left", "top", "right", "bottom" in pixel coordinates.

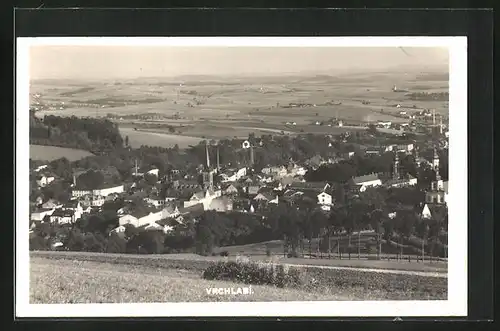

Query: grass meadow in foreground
[
  {"left": 30, "top": 254, "right": 446, "bottom": 304},
  {"left": 30, "top": 257, "right": 350, "bottom": 303}
]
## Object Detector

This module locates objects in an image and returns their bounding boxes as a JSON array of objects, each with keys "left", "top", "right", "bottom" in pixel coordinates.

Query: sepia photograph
[{"left": 16, "top": 37, "right": 467, "bottom": 317}]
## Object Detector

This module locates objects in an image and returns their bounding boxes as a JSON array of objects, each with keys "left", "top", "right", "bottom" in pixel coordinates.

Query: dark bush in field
[
  {"left": 219, "top": 251, "right": 229, "bottom": 257},
  {"left": 202, "top": 260, "right": 304, "bottom": 288}
]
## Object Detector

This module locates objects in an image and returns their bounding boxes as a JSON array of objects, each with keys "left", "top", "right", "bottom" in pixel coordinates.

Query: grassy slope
[
  {"left": 30, "top": 145, "right": 94, "bottom": 162},
  {"left": 29, "top": 251, "right": 447, "bottom": 304},
  {"left": 31, "top": 257, "right": 351, "bottom": 303}
]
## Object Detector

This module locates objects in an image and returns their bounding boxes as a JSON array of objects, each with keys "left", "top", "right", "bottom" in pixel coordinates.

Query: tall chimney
[
  {"left": 393, "top": 152, "right": 400, "bottom": 180},
  {"left": 206, "top": 142, "right": 210, "bottom": 169},
  {"left": 216, "top": 145, "right": 220, "bottom": 172},
  {"left": 250, "top": 145, "right": 254, "bottom": 166}
]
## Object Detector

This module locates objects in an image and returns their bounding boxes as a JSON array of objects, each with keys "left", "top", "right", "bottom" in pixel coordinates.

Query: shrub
[
  {"left": 266, "top": 248, "right": 271, "bottom": 257},
  {"left": 220, "top": 251, "right": 229, "bottom": 257},
  {"left": 287, "top": 251, "right": 300, "bottom": 258},
  {"left": 202, "top": 260, "right": 304, "bottom": 288}
]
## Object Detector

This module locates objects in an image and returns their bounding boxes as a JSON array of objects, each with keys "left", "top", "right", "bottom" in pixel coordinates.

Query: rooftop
[{"left": 352, "top": 174, "right": 380, "bottom": 184}]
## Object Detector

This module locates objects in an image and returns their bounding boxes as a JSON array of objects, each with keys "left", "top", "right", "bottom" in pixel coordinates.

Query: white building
[
  {"left": 36, "top": 175, "right": 55, "bottom": 187},
  {"left": 93, "top": 185, "right": 124, "bottom": 197},
  {"left": 351, "top": 174, "right": 382, "bottom": 192},
  {"left": 146, "top": 168, "right": 159, "bottom": 177},
  {"left": 72, "top": 184, "right": 124, "bottom": 199},
  {"left": 34, "top": 165, "right": 48, "bottom": 172},
  {"left": 119, "top": 214, "right": 140, "bottom": 227},
  {"left": 161, "top": 205, "right": 180, "bottom": 219},
  {"left": 30, "top": 208, "right": 55, "bottom": 221},
  {"left": 317, "top": 192, "right": 332, "bottom": 206},
  {"left": 145, "top": 196, "right": 165, "bottom": 208},
  {"left": 183, "top": 189, "right": 221, "bottom": 210}
]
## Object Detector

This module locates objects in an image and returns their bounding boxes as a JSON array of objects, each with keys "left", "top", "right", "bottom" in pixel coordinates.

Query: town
[{"left": 29, "top": 113, "right": 448, "bottom": 260}]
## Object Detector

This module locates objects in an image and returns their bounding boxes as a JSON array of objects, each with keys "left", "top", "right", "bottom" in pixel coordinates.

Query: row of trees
[
  {"left": 30, "top": 185, "right": 447, "bottom": 259},
  {"left": 30, "top": 114, "right": 123, "bottom": 153}
]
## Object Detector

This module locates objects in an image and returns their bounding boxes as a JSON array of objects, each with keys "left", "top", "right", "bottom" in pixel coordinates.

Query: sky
[{"left": 30, "top": 46, "right": 449, "bottom": 80}]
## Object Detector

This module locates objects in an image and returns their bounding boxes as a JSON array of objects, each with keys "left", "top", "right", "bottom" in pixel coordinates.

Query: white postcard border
[{"left": 16, "top": 36, "right": 467, "bottom": 317}]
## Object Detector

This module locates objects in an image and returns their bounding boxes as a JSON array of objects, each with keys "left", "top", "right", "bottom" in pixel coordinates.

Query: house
[
  {"left": 161, "top": 205, "right": 180, "bottom": 219},
  {"left": 221, "top": 167, "right": 247, "bottom": 182},
  {"left": 173, "top": 179, "right": 202, "bottom": 190},
  {"left": 288, "top": 165, "right": 307, "bottom": 177},
  {"left": 395, "top": 143, "right": 414, "bottom": 153},
  {"left": 207, "top": 196, "right": 234, "bottom": 212},
  {"left": 79, "top": 194, "right": 105, "bottom": 208},
  {"left": 49, "top": 209, "right": 76, "bottom": 224},
  {"left": 377, "top": 121, "right": 392, "bottom": 128},
  {"left": 72, "top": 184, "right": 124, "bottom": 198},
  {"left": 246, "top": 185, "right": 261, "bottom": 196},
  {"left": 93, "top": 185, "right": 125, "bottom": 197},
  {"left": 119, "top": 214, "right": 140, "bottom": 227},
  {"left": 222, "top": 183, "right": 239, "bottom": 195},
  {"left": 421, "top": 203, "right": 448, "bottom": 220},
  {"left": 34, "top": 165, "right": 48, "bottom": 172},
  {"left": 41, "top": 199, "right": 62, "bottom": 209},
  {"left": 62, "top": 200, "right": 83, "bottom": 221},
  {"left": 183, "top": 189, "right": 221, "bottom": 209},
  {"left": 365, "top": 149, "right": 381, "bottom": 156},
  {"left": 145, "top": 195, "right": 165, "bottom": 208},
  {"left": 385, "top": 175, "right": 418, "bottom": 188},
  {"left": 253, "top": 192, "right": 279, "bottom": 204},
  {"left": 317, "top": 191, "right": 333, "bottom": 206},
  {"left": 279, "top": 175, "right": 296, "bottom": 187},
  {"left": 30, "top": 208, "right": 55, "bottom": 222},
  {"left": 351, "top": 174, "right": 382, "bottom": 192},
  {"left": 288, "top": 181, "right": 331, "bottom": 193},
  {"left": 36, "top": 175, "right": 55, "bottom": 187},
  {"left": 110, "top": 225, "right": 126, "bottom": 235},
  {"left": 179, "top": 203, "right": 205, "bottom": 217},
  {"left": 146, "top": 168, "right": 159, "bottom": 177},
  {"left": 137, "top": 211, "right": 164, "bottom": 228}
]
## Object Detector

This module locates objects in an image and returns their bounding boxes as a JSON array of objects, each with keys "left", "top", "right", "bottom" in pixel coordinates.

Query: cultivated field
[
  {"left": 30, "top": 144, "right": 94, "bottom": 161},
  {"left": 31, "top": 71, "right": 448, "bottom": 148},
  {"left": 29, "top": 251, "right": 447, "bottom": 304}
]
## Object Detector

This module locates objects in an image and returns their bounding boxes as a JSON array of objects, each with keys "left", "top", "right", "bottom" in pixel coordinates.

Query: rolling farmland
[{"left": 31, "top": 71, "right": 448, "bottom": 147}]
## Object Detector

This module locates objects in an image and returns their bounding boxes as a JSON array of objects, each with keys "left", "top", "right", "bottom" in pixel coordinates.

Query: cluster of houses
[{"left": 30, "top": 137, "right": 448, "bottom": 237}]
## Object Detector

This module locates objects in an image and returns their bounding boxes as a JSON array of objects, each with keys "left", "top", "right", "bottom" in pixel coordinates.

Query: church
[
  {"left": 183, "top": 142, "right": 221, "bottom": 209},
  {"left": 424, "top": 147, "right": 448, "bottom": 205}
]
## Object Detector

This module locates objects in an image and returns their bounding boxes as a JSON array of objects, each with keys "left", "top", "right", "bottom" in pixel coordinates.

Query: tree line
[{"left": 30, "top": 113, "right": 123, "bottom": 154}]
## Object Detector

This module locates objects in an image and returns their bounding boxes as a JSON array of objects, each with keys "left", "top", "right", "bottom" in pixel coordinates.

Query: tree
[
  {"left": 415, "top": 220, "right": 430, "bottom": 262},
  {"left": 367, "top": 124, "right": 378, "bottom": 135},
  {"left": 369, "top": 209, "right": 385, "bottom": 259},
  {"left": 106, "top": 233, "right": 127, "bottom": 253},
  {"left": 125, "top": 135, "right": 129, "bottom": 147},
  {"left": 65, "top": 228, "right": 85, "bottom": 251},
  {"left": 76, "top": 170, "right": 105, "bottom": 190}
]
